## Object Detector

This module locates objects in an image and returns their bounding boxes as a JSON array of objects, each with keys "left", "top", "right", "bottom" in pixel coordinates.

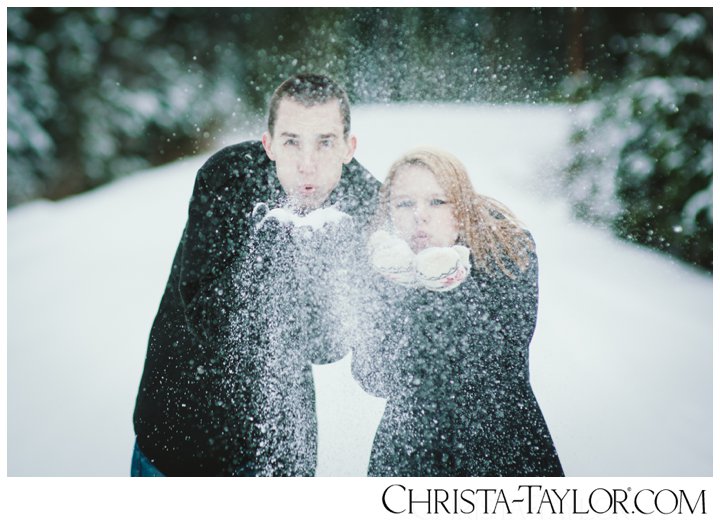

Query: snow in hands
[
  {"left": 252, "top": 202, "right": 352, "bottom": 236},
  {"left": 368, "top": 230, "right": 471, "bottom": 292}
]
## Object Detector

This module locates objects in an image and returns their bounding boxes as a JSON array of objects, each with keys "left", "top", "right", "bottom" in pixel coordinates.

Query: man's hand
[
  {"left": 246, "top": 203, "right": 296, "bottom": 277},
  {"left": 254, "top": 203, "right": 351, "bottom": 235}
]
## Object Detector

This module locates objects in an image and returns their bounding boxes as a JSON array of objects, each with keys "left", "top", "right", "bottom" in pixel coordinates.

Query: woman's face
[{"left": 389, "top": 164, "right": 459, "bottom": 253}]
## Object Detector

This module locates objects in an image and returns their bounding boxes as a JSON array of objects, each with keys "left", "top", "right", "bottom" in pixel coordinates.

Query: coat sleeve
[
  {"left": 351, "top": 274, "right": 488, "bottom": 399},
  {"left": 177, "top": 148, "right": 255, "bottom": 344},
  {"left": 298, "top": 218, "right": 368, "bottom": 365},
  {"left": 349, "top": 275, "right": 406, "bottom": 398},
  {"left": 350, "top": 326, "right": 404, "bottom": 399},
  {"left": 402, "top": 277, "right": 489, "bottom": 394}
]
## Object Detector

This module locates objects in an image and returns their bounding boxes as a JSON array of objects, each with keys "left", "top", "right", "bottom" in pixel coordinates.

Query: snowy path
[{"left": 7, "top": 104, "right": 712, "bottom": 476}]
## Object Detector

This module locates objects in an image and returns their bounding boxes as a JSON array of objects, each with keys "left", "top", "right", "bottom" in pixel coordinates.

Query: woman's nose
[{"left": 414, "top": 205, "right": 430, "bottom": 223}]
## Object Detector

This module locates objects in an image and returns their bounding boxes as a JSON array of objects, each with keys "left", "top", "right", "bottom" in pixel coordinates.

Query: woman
[{"left": 352, "top": 148, "right": 563, "bottom": 477}]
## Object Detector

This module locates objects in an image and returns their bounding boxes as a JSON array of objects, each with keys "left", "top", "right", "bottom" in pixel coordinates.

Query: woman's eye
[
  {"left": 430, "top": 198, "right": 447, "bottom": 206},
  {"left": 394, "top": 200, "right": 414, "bottom": 209}
]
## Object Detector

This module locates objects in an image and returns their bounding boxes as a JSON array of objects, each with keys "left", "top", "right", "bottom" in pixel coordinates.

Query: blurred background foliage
[{"left": 7, "top": 7, "right": 712, "bottom": 270}]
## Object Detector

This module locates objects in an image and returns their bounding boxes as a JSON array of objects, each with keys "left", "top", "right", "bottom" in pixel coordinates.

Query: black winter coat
[
  {"left": 133, "top": 140, "right": 379, "bottom": 476},
  {"left": 352, "top": 246, "right": 564, "bottom": 477}
]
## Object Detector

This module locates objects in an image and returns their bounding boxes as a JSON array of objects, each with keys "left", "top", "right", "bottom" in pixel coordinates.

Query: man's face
[{"left": 262, "top": 98, "right": 357, "bottom": 210}]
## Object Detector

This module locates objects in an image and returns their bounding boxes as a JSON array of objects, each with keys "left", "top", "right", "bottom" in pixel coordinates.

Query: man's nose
[{"left": 297, "top": 147, "right": 316, "bottom": 174}]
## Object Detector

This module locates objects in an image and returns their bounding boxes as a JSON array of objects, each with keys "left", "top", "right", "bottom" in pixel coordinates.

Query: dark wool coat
[
  {"left": 133, "top": 140, "right": 379, "bottom": 476},
  {"left": 352, "top": 246, "right": 564, "bottom": 477}
]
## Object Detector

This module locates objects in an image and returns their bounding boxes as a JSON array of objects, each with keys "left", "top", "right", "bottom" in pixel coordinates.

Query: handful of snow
[
  {"left": 368, "top": 230, "right": 471, "bottom": 292},
  {"left": 253, "top": 203, "right": 351, "bottom": 236},
  {"left": 367, "top": 230, "right": 417, "bottom": 286}
]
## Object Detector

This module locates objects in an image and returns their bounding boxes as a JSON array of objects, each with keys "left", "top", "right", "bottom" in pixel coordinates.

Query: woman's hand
[
  {"left": 367, "top": 230, "right": 471, "bottom": 292},
  {"left": 415, "top": 245, "right": 471, "bottom": 292},
  {"left": 367, "top": 230, "right": 417, "bottom": 286}
]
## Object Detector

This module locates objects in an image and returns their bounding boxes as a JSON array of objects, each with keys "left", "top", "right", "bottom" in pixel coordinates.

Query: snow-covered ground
[{"left": 7, "top": 104, "right": 712, "bottom": 476}]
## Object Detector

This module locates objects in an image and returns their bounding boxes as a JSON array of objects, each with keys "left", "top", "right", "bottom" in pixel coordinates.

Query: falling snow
[{"left": 7, "top": 104, "right": 711, "bottom": 476}]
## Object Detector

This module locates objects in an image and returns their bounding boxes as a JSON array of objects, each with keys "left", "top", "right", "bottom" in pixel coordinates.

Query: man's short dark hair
[{"left": 267, "top": 73, "right": 351, "bottom": 138}]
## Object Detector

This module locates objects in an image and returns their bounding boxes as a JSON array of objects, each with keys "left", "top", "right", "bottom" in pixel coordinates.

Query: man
[{"left": 132, "top": 74, "right": 379, "bottom": 476}]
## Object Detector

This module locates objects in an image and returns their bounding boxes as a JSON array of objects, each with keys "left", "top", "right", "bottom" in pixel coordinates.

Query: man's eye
[
  {"left": 284, "top": 139, "right": 298, "bottom": 147},
  {"left": 319, "top": 139, "right": 333, "bottom": 148}
]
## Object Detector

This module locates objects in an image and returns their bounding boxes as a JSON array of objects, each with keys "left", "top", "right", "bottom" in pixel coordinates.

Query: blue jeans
[{"left": 131, "top": 440, "right": 165, "bottom": 477}]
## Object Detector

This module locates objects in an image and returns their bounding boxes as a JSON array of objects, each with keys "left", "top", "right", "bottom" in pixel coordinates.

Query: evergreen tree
[
  {"left": 7, "top": 7, "right": 250, "bottom": 206},
  {"left": 564, "top": 10, "right": 712, "bottom": 270}
]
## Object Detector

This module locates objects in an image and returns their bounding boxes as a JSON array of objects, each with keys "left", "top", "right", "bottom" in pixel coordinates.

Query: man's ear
[
  {"left": 261, "top": 132, "right": 276, "bottom": 160},
  {"left": 343, "top": 134, "right": 357, "bottom": 163}
]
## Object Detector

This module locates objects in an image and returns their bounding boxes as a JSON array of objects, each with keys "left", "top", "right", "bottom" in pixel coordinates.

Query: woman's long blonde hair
[{"left": 375, "top": 148, "right": 534, "bottom": 277}]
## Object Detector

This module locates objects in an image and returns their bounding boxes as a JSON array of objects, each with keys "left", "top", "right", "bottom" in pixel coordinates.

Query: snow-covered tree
[
  {"left": 7, "top": 7, "right": 248, "bottom": 206},
  {"left": 564, "top": 11, "right": 712, "bottom": 270}
]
